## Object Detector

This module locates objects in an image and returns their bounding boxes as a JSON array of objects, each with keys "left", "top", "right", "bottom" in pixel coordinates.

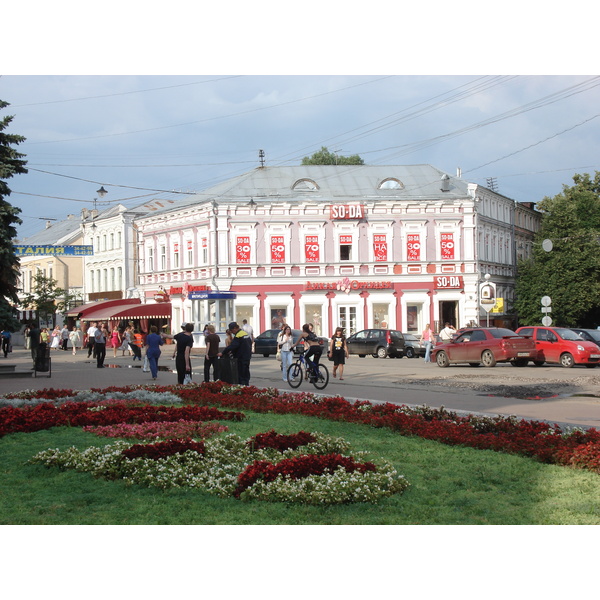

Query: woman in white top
[
  {"left": 69, "top": 326, "right": 82, "bottom": 355},
  {"left": 277, "top": 325, "right": 296, "bottom": 382},
  {"left": 50, "top": 326, "right": 61, "bottom": 350}
]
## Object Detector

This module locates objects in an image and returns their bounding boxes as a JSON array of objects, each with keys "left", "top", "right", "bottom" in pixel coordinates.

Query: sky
[
  {"left": 3, "top": 2, "right": 598, "bottom": 592},
  {"left": 3, "top": 4, "right": 600, "bottom": 243}
]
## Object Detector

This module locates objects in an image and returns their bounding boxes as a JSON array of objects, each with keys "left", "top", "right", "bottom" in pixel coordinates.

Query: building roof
[
  {"left": 196, "top": 164, "right": 470, "bottom": 201},
  {"left": 17, "top": 214, "right": 82, "bottom": 245},
  {"left": 136, "top": 165, "right": 472, "bottom": 220}
]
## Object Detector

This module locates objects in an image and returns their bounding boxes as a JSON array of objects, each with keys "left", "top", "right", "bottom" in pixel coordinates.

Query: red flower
[{"left": 122, "top": 439, "right": 205, "bottom": 460}]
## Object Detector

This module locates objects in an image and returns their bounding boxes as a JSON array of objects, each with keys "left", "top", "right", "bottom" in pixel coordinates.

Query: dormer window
[
  {"left": 378, "top": 178, "right": 404, "bottom": 190},
  {"left": 292, "top": 178, "right": 319, "bottom": 191}
]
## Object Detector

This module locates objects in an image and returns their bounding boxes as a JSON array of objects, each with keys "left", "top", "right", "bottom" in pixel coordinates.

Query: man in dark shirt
[
  {"left": 203, "top": 324, "right": 221, "bottom": 382},
  {"left": 28, "top": 324, "right": 40, "bottom": 367},
  {"left": 219, "top": 321, "right": 252, "bottom": 385}
]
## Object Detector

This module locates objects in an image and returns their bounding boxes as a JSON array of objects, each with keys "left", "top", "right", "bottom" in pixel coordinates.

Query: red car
[
  {"left": 515, "top": 326, "right": 600, "bottom": 368},
  {"left": 432, "top": 327, "right": 537, "bottom": 368}
]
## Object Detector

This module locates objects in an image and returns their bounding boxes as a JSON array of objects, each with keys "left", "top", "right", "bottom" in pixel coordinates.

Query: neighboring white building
[{"left": 134, "top": 165, "right": 541, "bottom": 338}]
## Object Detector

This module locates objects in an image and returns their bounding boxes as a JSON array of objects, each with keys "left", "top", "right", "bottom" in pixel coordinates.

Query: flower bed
[
  {"left": 30, "top": 431, "right": 408, "bottom": 504},
  {"left": 83, "top": 420, "right": 228, "bottom": 441},
  {"left": 0, "top": 401, "right": 244, "bottom": 437},
  {"left": 6, "top": 382, "right": 600, "bottom": 475}
]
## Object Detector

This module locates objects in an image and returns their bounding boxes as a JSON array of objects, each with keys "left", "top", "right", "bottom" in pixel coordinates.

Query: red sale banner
[
  {"left": 305, "top": 235, "right": 320, "bottom": 262},
  {"left": 373, "top": 234, "right": 387, "bottom": 262},
  {"left": 187, "top": 240, "right": 193, "bottom": 250},
  {"left": 407, "top": 234, "right": 420, "bottom": 261},
  {"left": 236, "top": 236, "right": 251, "bottom": 263},
  {"left": 173, "top": 243, "right": 179, "bottom": 253},
  {"left": 441, "top": 232, "right": 454, "bottom": 260},
  {"left": 270, "top": 235, "right": 285, "bottom": 263},
  {"left": 340, "top": 235, "right": 353, "bottom": 244}
]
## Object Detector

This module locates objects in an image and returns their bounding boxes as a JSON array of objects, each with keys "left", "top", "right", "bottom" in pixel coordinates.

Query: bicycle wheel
[
  {"left": 287, "top": 362, "right": 303, "bottom": 388},
  {"left": 312, "top": 363, "right": 329, "bottom": 390}
]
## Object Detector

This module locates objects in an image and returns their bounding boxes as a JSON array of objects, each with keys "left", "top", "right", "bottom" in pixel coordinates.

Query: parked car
[
  {"left": 515, "top": 326, "right": 600, "bottom": 368},
  {"left": 402, "top": 333, "right": 427, "bottom": 358},
  {"left": 570, "top": 328, "right": 600, "bottom": 349},
  {"left": 345, "top": 329, "right": 405, "bottom": 358},
  {"left": 252, "top": 329, "right": 327, "bottom": 357},
  {"left": 432, "top": 327, "right": 537, "bottom": 368}
]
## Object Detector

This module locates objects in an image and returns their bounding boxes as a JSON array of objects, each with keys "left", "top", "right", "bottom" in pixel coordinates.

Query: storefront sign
[
  {"left": 188, "top": 291, "right": 237, "bottom": 300},
  {"left": 433, "top": 275, "right": 463, "bottom": 289},
  {"left": 14, "top": 244, "right": 94, "bottom": 256},
  {"left": 187, "top": 240, "right": 193, "bottom": 250},
  {"left": 407, "top": 234, "right": 420, "bottom": 261},
  {"left": 305, "top": 235, "right": 320, "bottom": 262},
  {"left": 174, "top": 243, "right": 179, "bottom": 253},
  {"left": 330, "top": 204, "right": 365, "bottom": 220},
  {"left": 270, "top": 235, "right": 285, "bottom": 263},
  {"left": 236, "top": 236, "right": 251, "bottom": 263},
  {"left": 440, "top": 232, "right": 455, "bottom": 260},
  {"left": 340, "top": 235, "right": 353, "bottom": 244},
  {"left": 305, "top": 280, "right": 392, "bottom": 291},
  {"left": 373, "top": 234, "right": 387, "bottom": 262},
  {"left": 169, "top": 284, "right": 208, "bottom": 295}
]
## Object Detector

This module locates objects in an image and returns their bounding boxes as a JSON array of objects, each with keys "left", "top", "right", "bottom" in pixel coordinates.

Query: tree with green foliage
[
  {"left": 22, "top": 274, "right": 67, "bottom": 328},
  {"left": 514, "top": 172, "right": 600, "bottom": 327},
  {"left": 0, "top": 100, "right": 27, "bottom": 331},
  {"left": 301, "top": 146, "right": 364, "bottom": 166}
]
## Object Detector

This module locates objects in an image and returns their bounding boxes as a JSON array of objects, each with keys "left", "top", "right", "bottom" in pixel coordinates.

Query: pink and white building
[{"left": 135, "top": 165, "right": 540, "bottom": 339}]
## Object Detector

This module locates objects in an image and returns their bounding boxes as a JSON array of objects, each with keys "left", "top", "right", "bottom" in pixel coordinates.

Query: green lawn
[{"left": 2, "top": 409, "right": 600, "bottom": 525}]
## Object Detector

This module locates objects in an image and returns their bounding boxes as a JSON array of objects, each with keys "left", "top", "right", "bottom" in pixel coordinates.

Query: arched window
[
  {"left": 292, "top": 178, "right": 319, "bottom": 191},
  {"left": 377, "top": 178, "right": 404, "bottom": 190}
]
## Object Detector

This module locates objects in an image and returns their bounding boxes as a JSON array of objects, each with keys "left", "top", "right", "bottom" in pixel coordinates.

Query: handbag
[
  {"left": 276, "top": 349, "right": 282, "bottom": 361},
  {"left": 183, "top": 373, "right": 192, "bottom": 384},
  {"left": 328, "top": 353, "right": 334, "bottom": 362},
  {"left": 142, "top": 356, "right": 150, "bottom": 372}
]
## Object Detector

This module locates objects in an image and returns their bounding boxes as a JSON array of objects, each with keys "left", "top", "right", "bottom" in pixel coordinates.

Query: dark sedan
[
  {"left": 253, "top": 329, "right": 327, "bottom": 357},
  {"left": 402, "top": 333, "right": 427, "bottom": 358},
  {"left": 346, "top": 329, "right": 405, "bottom": 358},
  {"left": 571, "top": 328, "right": 600, "bottom": 349},
  {"left": 432, "top": 327, "right": 537, "bottom": 367}
]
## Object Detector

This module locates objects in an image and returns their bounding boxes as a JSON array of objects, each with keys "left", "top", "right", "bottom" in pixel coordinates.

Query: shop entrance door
[{"left": 439, "top": 300, "right": 458, "bottom": 328}]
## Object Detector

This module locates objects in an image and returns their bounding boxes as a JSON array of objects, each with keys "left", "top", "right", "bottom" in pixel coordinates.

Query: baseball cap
[{"left": 228, "top": 322, "right": 238, "bottom": 330}]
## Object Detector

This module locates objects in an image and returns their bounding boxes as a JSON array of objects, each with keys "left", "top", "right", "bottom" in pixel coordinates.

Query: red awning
[
  {"left": 81, "top": 302, "right": 171, "bottom": 321},
  {"left": 67, "top": 298, "right": 141, "bottom": 317}
]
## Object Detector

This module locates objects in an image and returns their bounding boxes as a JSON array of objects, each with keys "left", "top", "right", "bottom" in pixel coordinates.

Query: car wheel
[
  {"left": 510, "top": 359, "right": 529, "bottom": 367},
  {"left": 560, "top": 353, "right": 575, "bottom": 368},
  {"left": 533, "top": 360, "right": 545, "bottom": 367},
  {"left": 481, "top": 350, "right": 497, "bottom": 367},
  {"left": 469, "top": 363, "right": 480, "bottom": 367},
  {"left": 406, "top": 347, "right": 415, "bottom": 359},
  {"left": 376, "top": 347, "right": 388, "bottom": 359},
  {"left": 436, "top": 351, "right": 450, "bottom": 368}
]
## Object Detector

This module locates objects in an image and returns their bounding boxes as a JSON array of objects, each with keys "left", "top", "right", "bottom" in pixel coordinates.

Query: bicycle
[{"left": 286, "top": 351, "right": 329, "bottom": 390}]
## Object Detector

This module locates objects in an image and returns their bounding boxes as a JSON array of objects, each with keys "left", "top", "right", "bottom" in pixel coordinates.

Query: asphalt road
[{"left": 2, "top": 346, "right": 600, "bottom": 429}]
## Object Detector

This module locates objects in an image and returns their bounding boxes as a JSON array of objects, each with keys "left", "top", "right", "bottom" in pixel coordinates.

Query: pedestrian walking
[
  {"left": 28, "top": 324, "right": 40, "bottom": 366},
  {"left": 50, "top": 326, "right": 61, "bottom": 350},
  {"left": 120, "top": 326, "right": 133, "bottom": 356},
  {"left": 421, "top": 323, "right": 434, "bottom": 363},
  {"left": 144, "top": 325, "right": 164, "bottom": 380},
  {"left": 277, "top": 325, "right": 295, "bottom": 382},
  {"left": 24, "top": 325, "right": 31, "bottom": 350},
  {"left": 86, "top": 322, "right": 98, "bottom": 358},
  {"left": 69, "top": 326, "right": 82, "bottom": 355},
  {"left": 219, "top": 321, "right": 252, "bottom": 385},
  {"left": 203, "top": 324, "right": 220, "bottom": 382},
  {"left": 129, "top": 329, "right": 144, "bottom": 361},
  {"left": 1, "top": 328, "right": 12, "bottom": 358},
  {"left": 94, "top": 323, "right": 108, "bottom": 368},
  {"left": 328, "top": 327, "right": 349, "bottom": 380},
  {"left": 111, "top": 327, "right": 121, "bottom": 358},
  {"left": 60, "top": 325, "right": 70, "bottom": 351},
  {"left": 172, "top": 323, "right": 194, "bottom": 384}
]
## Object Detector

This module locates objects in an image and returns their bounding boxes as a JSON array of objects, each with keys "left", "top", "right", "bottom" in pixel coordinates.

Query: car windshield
[
  {"left": 488, "top": 328, "right": 519, "bottom": 338},
  {"left": 556, "top": 328, "right": 587, "bottom": 341}
]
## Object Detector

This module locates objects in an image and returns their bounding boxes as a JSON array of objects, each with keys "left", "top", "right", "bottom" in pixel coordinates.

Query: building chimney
[{"left": 440, "top": 174, "right": 450, "bottom": 192}]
